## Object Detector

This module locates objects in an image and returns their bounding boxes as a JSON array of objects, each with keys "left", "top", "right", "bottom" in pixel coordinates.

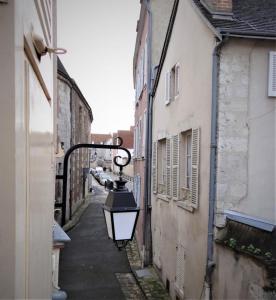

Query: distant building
[
  {"left": 133, "top": 0, "right": 175, "bottom": 265},
  {"left": 56, "top": 58, "right": 93, "bottom": 222},
  {"left": 91, "top": 133, "right": 113, "bottom": 170},
  {"left": 113, "top": 128, "right": 134, "bottom": 179}
]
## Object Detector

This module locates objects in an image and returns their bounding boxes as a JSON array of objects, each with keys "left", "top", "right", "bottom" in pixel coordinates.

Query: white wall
[{"left": 0, "top": 0, "right": 56, "bottom": 298}]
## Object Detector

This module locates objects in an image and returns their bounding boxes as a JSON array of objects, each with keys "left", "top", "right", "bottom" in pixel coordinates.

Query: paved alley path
[{"left": 59, "top": 180, "right": 144, "bottom": 300}]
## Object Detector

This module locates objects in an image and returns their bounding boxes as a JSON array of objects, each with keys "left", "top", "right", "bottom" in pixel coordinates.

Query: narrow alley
[{"left": 59, "top": 179, "right": 145, "bottom": 300}]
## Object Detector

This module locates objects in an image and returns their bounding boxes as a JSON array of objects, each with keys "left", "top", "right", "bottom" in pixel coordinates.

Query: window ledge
[
  {"left": 157, "top": 194, "right": 170, "bottom": 203},
  {"left": 177, "top": 201, "right": 194, "bottom": 213}
]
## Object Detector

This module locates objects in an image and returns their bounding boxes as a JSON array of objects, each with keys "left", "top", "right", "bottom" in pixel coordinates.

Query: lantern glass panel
[
  {"left": 104, "top": 210, "right": 113, "bottom": 239},
  {"left": 113, "top": 211, "right": 137, "bottom": 240}
]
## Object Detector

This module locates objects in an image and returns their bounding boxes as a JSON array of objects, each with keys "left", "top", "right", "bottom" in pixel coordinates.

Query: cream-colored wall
[
  {"left": 216, "top": 39, "right": 276, "bottom": 225},
  {"left": 0, "top": 0, "right": 56, "bottom": 298},
  {"left": 151, "top": 0, "right": 216, "bottom": 298},
  {"left": 213, "top": 246, "right": 269, "bottom": 299}
]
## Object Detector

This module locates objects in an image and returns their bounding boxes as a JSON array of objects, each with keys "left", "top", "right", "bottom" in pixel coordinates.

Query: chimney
[{"left": 201, "top": 0, "right": 233, "bottom": 18}]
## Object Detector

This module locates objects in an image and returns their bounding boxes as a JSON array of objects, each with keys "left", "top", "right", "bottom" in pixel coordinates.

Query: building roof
[
  {"left": 91, "top": 133, "right": 112, "bottom": 144},
  {"left": 113, "top": 130, "right": 134, "bottom": 149},
  {"left": 193, "top": 0, "right": 276, "bottom": 38},
  {"left": 57, "top": 57, "right": 93, "bottom": 122},
  {"left": 152, "top": 0, "right": 276, "bottom": 97}
]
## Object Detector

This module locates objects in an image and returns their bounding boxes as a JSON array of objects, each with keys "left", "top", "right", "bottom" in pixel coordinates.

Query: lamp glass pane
[
  {"left": 104, "top": 210, "right": 113, "bottom": 239},
  {"left": 113, "top": 211, "right": 137, "bottom": 240}
]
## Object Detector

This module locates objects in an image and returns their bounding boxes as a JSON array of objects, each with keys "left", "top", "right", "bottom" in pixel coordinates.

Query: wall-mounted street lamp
[
  {"left": 103, "top": 179, "right": 139, "bottom": 250},
  {"left": 56, "top": 137, "right": 139, "bottom": 250}
]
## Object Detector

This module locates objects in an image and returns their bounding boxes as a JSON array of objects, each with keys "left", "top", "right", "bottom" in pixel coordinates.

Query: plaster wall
[
  {"left": 151, "top": 0, "right": 216, "bottom": 298},
  {"left": 151, "top": 0, "right": 175, "bottom": 69},
  {"left": 216, "top": 39, "right": 276, "bottom": 225},
  {"left": 213, "top": 246, "right": 271, "bottom": 300}
]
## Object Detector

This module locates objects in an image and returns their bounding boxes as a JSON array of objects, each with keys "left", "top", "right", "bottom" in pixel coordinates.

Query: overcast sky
[{"left": 57, "top": 0, "right": 140, "bottom": 134}]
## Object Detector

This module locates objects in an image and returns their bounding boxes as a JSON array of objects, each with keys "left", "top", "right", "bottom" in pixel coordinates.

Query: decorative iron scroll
[{"left": 56, "top": 137, "right": 131, "bottom": 226}]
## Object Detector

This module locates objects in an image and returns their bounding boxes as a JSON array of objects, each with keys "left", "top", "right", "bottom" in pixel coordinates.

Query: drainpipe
[
  {"left": 205, "top": 36, "right": 227, "bottom": 299},
  {"left": 142, "top": 0, "right": 153, "bottom": 266}
]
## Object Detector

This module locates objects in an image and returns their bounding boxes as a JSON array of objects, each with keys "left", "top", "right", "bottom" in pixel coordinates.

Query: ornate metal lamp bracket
[{"left": 56, "top": 137, "right": 131, "bottom": 226}]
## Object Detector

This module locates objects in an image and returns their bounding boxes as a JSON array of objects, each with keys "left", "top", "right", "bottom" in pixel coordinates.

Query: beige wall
[
  {"left": 0, "top": 0, "right": 56, "bottom": 298},
  {"left": 213, "top": 246, "right": 269, "bottom": 299},
  {"left": 151, "top": 0, "right": 216, "bottom": 298},
  {"left": 216, "top": 39, "right": 276, "bottom": 225},
  {"left": 214, "top": 38, "right": 276, "bottom": 300}
]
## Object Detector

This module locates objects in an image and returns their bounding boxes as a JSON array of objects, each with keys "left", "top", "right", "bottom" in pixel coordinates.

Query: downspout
[
  {"left": 142, "top": 0, "right": 153, "bottom": 266},
  {"left": 205, "top": 36, "right": 227, "bottom": 299}
]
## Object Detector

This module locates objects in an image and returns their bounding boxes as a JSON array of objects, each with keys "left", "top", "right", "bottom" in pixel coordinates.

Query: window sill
[
  {"left": 133, "top": 157, "right": 145, "bottom": 161},
  {"left": 176, "top": 201, "right": 194, "bottom": 213},
  {"left": 157, "top": 194, "right": 170, "bottom": 203}
]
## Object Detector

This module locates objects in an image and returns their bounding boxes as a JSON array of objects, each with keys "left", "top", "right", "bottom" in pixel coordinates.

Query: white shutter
[
  {"left": 172, "top": 135, "right": 179, "bottom": 200},
  {"left": 144, "top": 39, "right": 148, "bottom": 86},
  {"left": 152, "top": 141, "right": 157, "bottom": 193},
  {"left": 143, "top": 111, "right": 147, "bottom": 158},
  {"left": 166, "top": 138, "right": 171, "bottom": 197},
  {"left": 139, "top": 119, "right": 142, "bottom": 157},
  {"left": 175, "top": 63, "right": 180, "bottom": 97},
  {"left": 165, "top": 71, "right": 171, "bottom": 105},
  {"left": 153, "top": 227, "right": 162, "bottom": 268},
  {"left": 191, "top": 128, "right": 200, "bottom": 208},
  {"left": 133, "top": 176, "right": 137, "bottom": 202},
  {"left": 175, "top": 244, "right": 185, "bottom": 293},
  {"left": 137, "top": 175, "right": 141, "bottom": 206},
  {"left": 268, "top": 51, "right": 276, "bottom": 97}
]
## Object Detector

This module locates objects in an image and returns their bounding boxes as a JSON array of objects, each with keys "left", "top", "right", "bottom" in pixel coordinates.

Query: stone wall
[{"left": 56, "top": 61, "right": 92, "bottom": 222}]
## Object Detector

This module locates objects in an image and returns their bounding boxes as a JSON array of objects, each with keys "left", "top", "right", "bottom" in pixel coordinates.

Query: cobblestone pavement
[
  {"left": 116, "top": 273, "right": 145, "bottom": 300},
  {"left": 126, "top": 240, "right": 171, "bottom": 300}
]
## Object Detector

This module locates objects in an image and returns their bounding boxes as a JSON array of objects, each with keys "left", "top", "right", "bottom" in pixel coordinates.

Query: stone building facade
[{"left": 56, "top": 58, "right": 93, "bottom": 222}]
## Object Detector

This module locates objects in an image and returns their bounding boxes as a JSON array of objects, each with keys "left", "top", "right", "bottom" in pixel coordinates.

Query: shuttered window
[
  {"left": 191, "top": 128, "right": 200, "bottom": 208},
  {"left": 134, "top": 175, "right": 141, "bottom": 206},
  {"left": 165, "top": 63, "right": 180, "bottom": 105},
  {"left": 268, "top": 51, "right": 276, "bottom": 97},
  {"left": 172, "top": 135, "right": 179, "bottom": 200},
  {"left": 166, "top": 138, "right": 171, "bottom": 197},
  {"left": 142, "top": 111, "right": 147, "bottom": 158},
  {"left": 175, "top": 244, "right": 185, "bottom": 294},
  {"left": 165, "top": 71, "right": 170, "bottom": 105},
  {"left": 35, "top": 0, "right": 52, "bottom": 46},
  {"left": 152, "top": 141, "right": 157, "bottom": 193},
  {"left": 175, "top": 63, "right": 180, "bottom": 97},
  {"left": 144, "top": 38, "right": 148, "bottom": 86}
]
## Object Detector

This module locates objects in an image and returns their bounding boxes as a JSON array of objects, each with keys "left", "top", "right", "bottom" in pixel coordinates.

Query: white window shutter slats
[
  {"left": 165, "top": 71, "right": 171, "bottom": 105},
  {"left": 166, "top": 138, "right": 171, "bottom": 197},
  {"left": 268, "top": 51, "right": 276, "bottom": 97},
  {"left": 172, "top": 135, "right": 179, "bottom": 200},
  {"left": 175, "top": 244, "right": 185, "bottom": 293},
  {"left": 152, "top": 141, "right": 157, "bottom": 193},
  {"left": 153, "top": 227, "right": 162, "bottom": 268},
  {"left": 191, "top": 128, "right": 200, "bottom": 208},
  {"left": 143, "top": 111, "right": 147, "bottom": 158},
  {"left": 137, "top": 175, "right": 141, "bottom": 206},
  {"left": 144, "top": 39, "right": 148, "bottom": 85},
  {"left": 175, "top": 63, "right": 180, "bottom": 96},
  {"left": 133, "top": 176, "right": 137, "bottom": 202}
]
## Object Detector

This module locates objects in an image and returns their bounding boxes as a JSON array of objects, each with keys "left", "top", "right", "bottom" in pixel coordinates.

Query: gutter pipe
[
  {"left": 142, "top": 0, "right": 153, "bottom": 266},
  {"left": 205, "top": 37, "right": 226, "bottom": 299}
]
